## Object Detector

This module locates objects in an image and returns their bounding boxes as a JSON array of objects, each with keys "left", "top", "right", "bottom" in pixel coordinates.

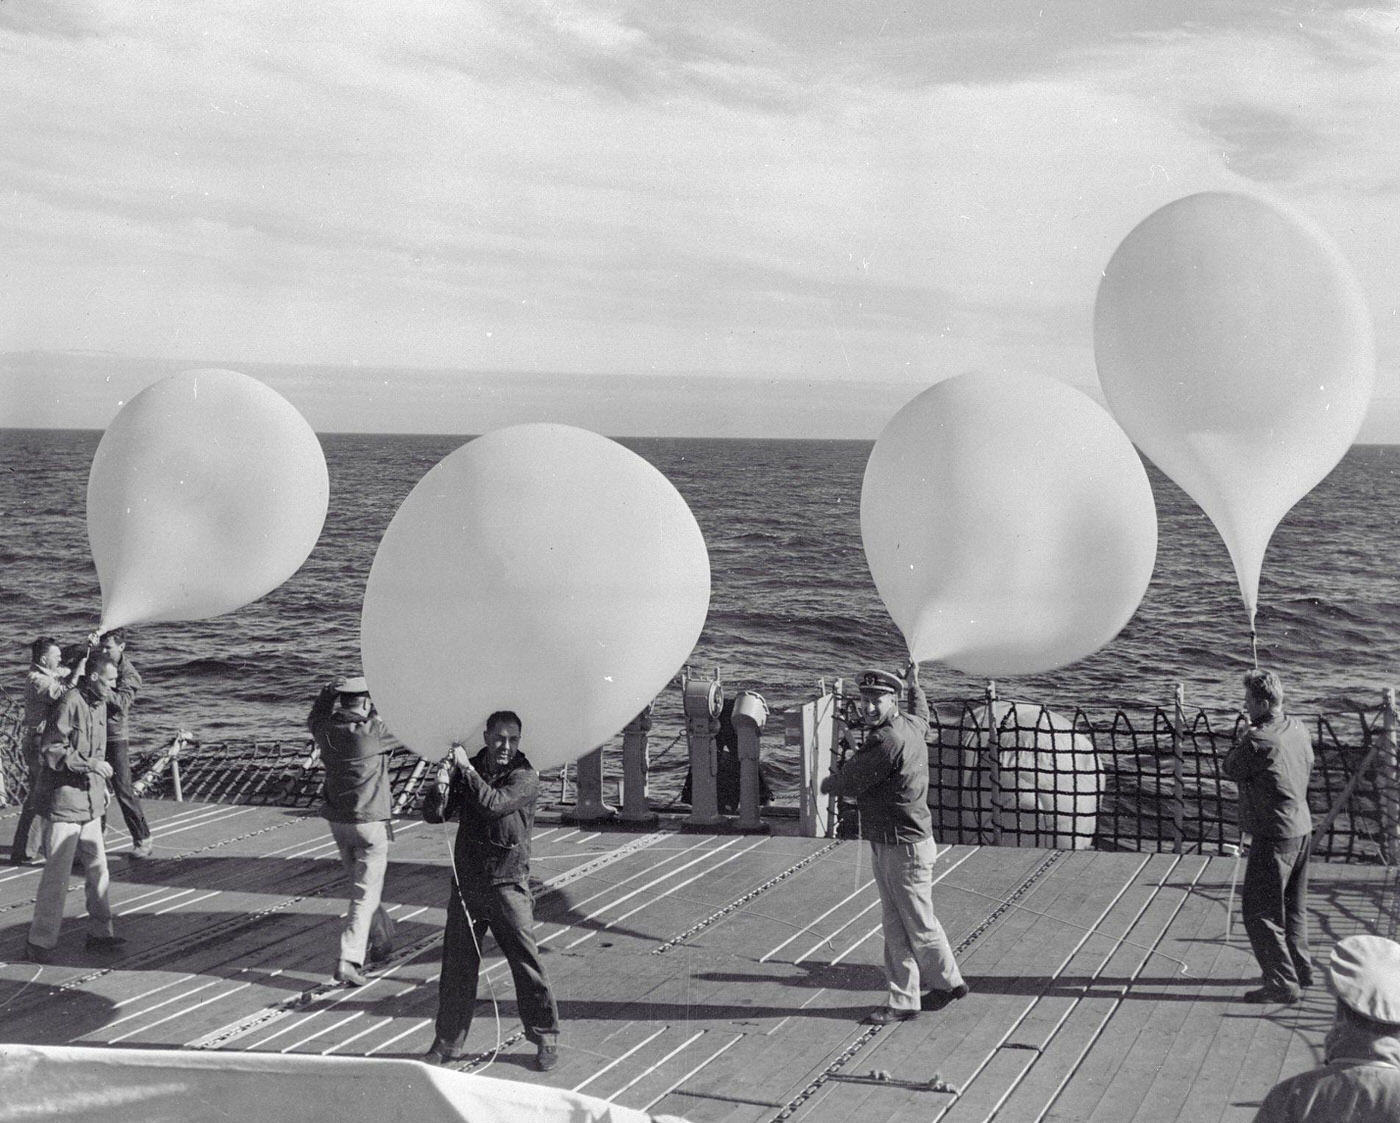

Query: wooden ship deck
[{"left": 2, "top": 798, "right": 1396, "bottom": 1122}]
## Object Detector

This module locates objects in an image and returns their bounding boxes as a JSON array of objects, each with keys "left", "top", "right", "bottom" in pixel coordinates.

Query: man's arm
[
  {"left": 904, "top": 661, "right": 930, "bottom": 728},
  {"left": 306, "top": 683, "right": 339, "bottom": 733},
  {"left": 455, "top": 759, "right": 540, "bottom": 820},
  {"left": 821, "top": 736, "right": 893, "bottom": 798},
  {"left": 28, "top": 669, "right": 68, "bottom": 703},
  {"left": 1221, "top": 729, "right": 1266, "bottom": 781},
  {"left": 111, "top": 660, "right": 142, "bottom": 720}
]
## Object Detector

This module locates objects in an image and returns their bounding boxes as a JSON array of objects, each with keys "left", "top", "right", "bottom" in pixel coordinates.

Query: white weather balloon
[
  {"left": 360, "top": 424, "right": 711, "bottom": 768},
  {"left": 87, "top": 369, "right": 328, "bottom": 631},
  {"left": 861, "top": 371, "right": 1157, "bottom": 677},
  {"left": 1094, "top": 191, "right": 1375, "bottom": 629}
]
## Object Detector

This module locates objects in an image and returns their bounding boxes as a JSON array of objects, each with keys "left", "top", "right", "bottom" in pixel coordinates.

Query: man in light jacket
[{"left": 25, "top": 655, "right": 126, "bottom": 963}]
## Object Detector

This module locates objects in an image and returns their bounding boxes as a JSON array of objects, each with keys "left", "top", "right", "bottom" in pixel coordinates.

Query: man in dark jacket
[
  {"left": 25, "top": 655, "right": 126, "bottom": 963},
  {"left": 308, "top": 676, "right": 397, "bottom": 987},
  {"left": 821, "top": 661, "right": 967, "bottom": 1024},
  {"left": 422, "top": 710, "right": 560, "bottom": 1072},
  {"left": 1222, "top": 668, "right": 1315, "bottom": 1005},
  {"left": 99, "top": 629, "right": 152, "bottom": 859}
]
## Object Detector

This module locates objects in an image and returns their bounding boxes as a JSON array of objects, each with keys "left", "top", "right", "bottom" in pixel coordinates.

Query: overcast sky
[{"left": 2, "top": 1, "right": 1398, "bottom": 437}]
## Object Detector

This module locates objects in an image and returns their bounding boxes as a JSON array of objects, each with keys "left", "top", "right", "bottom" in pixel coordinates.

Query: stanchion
[
  {"left": 1170, "top": 683, "right": 1187, "bottom": 855},
  {"left": 560, "top": 746, "right": 616, "bottom": 824},
  {"left": 1378, "top": 688, "right": 1399, "bottom": 866},
  {"left": 983, "top": 681, "right": 1003, "bottom": 846},
  {"left": 618, "top": 704, "right": 658, "bottom": 827}
]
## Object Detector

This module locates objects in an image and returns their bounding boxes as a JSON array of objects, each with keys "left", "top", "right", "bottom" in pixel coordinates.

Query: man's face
[
  {"left": 1244, "top": 691, "right": 1270, "bottom": 722},
  {"left": 37, "top": 644, "right": 62, "bottom": 671},
  {"left": 101, "top": 635, "right": 124, "bottom": 661},
  {"left": 483, "top": 719, "right": 522, "bottom": 769},
  {"left": 859, "top": 690, "right": 897, "bottom": 726},
  {"left": 89, "top": 663, "right": 119, "bottom": 701}
]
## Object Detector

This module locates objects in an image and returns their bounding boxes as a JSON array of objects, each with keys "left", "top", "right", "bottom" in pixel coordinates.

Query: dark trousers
[
  {"left": 1242, "top": 833, "right": 1312, "bottom": 992},
  {"left": 10, "top": 740, "right": 46, "bottom": 862},
  {"left": 435, "top": 879, "right": 558, "bottom": 1052},
  {"left": 105, "top": 738, "right": 150, "bottom": 844}
]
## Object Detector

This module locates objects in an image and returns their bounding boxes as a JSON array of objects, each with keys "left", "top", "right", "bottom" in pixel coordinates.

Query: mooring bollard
[
  {"left": 619, "top": 703, "right": 657, "bottom": 826},
  {"left": 682, "top": 670, "right": 728, "bottom": 829},
  {"left": 562, "top": 745, "right": 615, "bottom": 824},
  {"left": 731, "top": 690, "right": 770, "bottom": 834}
]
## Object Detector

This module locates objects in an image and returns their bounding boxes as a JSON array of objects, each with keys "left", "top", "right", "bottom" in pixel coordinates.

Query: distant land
[{"left": 2, "top": 349, "right": 1398, "bottom": 442}]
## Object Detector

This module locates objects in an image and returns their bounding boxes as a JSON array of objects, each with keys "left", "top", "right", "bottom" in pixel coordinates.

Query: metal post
[
  {"left": 732, "top": 691, "right": 770, "bottom": 834},
  {"left": 1379, "top": 688, "right": 1400, "bottom": 866},
  {"left": 618, "top": 704, "right": 658, "bottom": 826},
  {"left": 682, "top": 670, "right": 728, "bottom": 829},
  {"left": 561, "top": 746, "right": 615, "bottom": 824},
  {"left": 792, "top": 682, "right": 837, "bottom": 838},
  {"left": 984, "top": 681, "right": 1003, "bottom": 846},
  {"left": 1171, "top": 683, "right": 1186, "bottom": 855}
]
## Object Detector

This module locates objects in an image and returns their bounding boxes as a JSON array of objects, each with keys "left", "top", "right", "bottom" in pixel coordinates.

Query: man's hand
[
  {"left": 904, "top": 659, "right": 920, "bottom": 686},
  {"left": 93, "top": 760, "right": 114, "bottom": 780},
  {"left": 450, "top": 742, "right": 475, "bottom": 773}
]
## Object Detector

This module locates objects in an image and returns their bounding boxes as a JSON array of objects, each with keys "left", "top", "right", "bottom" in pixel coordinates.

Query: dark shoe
[
  {"left": 921, "top": 983, "right": 970, "bottom": 1011},
  {"left": 85, "top": 934, "right": 127, "bottom": 953},
  {"left": 368, "top": 940, "right": 393, "bottom": 964},
  {"left": 23, "top": 942, "right": 53, "bottom": 964},
  {"left": 535, "top": 1040, "right": 559, "bottom": 1072},
  {"left": 1243, "top": 986, "right": 1300, "bottom": 1005},
  {"left": 863, "top": 1006, "right": 919, "bottom": 1025},
  {"left": 334, "top": 960, "right": 368, "bottom": 987},
  {"left": 129, "top": 840, "right": 154, "bottom": 859},
  {"left": 422, "top": 1040, "right": 465, "bottom": 1066}
]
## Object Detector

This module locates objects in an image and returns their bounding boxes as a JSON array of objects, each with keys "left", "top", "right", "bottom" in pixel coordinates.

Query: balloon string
[{"left": 1250, "top": 627, "right": 1258, "bottom": 670}]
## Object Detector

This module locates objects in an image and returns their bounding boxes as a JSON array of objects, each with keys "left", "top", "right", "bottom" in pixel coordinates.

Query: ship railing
[{"left": 1, "top": 681, "right": 1396, "bottom": 865}]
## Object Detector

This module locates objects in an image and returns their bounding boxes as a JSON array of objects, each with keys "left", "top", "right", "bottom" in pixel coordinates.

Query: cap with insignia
[{"left": 857, "top": 669, "right": 902, "bottom": 695}]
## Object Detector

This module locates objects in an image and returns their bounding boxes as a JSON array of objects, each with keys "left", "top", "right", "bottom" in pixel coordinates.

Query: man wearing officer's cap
[
  {"left": 1254, "top": 934, "right": 1400, "bottom": 1121},
  {"left": 307, "top": 674, "right": 398, "bottom": 987},
  {"left": 821, "top": 661, "right": 967, "bottom": 1024}
]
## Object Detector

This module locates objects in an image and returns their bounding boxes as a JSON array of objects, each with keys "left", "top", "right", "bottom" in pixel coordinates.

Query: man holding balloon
[
  {"left": 821, "top": 661, "right": 968, "bottom": 1024},
  {"left": 422, "top": 711, "right": 560, "bottom": 1072},
  {"left": 25, "top": 654, "right": 126, "bottom": 963}
]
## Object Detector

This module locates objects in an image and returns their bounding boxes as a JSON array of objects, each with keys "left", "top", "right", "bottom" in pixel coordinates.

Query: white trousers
[{"left": 869, "top": 836, "right": 964, "bottom": 1010}]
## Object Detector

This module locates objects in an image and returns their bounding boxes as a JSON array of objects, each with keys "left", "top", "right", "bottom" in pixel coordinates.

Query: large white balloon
[
  {"left": 1094, "top": 191, "right": 1375, "bottom": 627},
  {"left": 861, "top": 371, "right": 1157, "bottom": 677},
  {"left": 88, "top": 369, "right": 328, "bottom": 631},
  {"left": 361, "top": 424, "right": 710, "bottom": 768}
]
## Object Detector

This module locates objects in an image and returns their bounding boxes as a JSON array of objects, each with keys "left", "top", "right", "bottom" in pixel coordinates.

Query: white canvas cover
[{"left": 0, "top": 1044, "right": 686, "bottom": 1123}]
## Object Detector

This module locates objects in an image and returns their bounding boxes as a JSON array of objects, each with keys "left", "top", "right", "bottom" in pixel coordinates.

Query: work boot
[
  {"left": 921, "top": 983, "right": 970, "bottom": 1011},
  {"left": 334, "top": 960, "right": 368, "bottom": 987},
  {"left": 862, "top": 1006, "right": 918, "bottom": 1025},
  {"left": 23, "top": 941, "right": 53, "bottom": 964},
  {"left": 1243, "top": 985, "right": 1300, "bottom": 1005},
  {"left": 422, "top": 1039, "right": 465, "bottom": 1066},
  {"left": 535, "top": 1039, "right": 559, "bottom": 1072}
]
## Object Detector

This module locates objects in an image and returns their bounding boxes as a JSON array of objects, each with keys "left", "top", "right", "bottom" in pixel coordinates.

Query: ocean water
[{"left": 1, "top": 429, "right": 1397, "bottom": 775}]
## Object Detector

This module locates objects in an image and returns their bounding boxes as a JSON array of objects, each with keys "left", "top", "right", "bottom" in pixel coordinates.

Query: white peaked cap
[{"left": 1330, "top": 935, "right": 1400, "bottom": 1024}]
